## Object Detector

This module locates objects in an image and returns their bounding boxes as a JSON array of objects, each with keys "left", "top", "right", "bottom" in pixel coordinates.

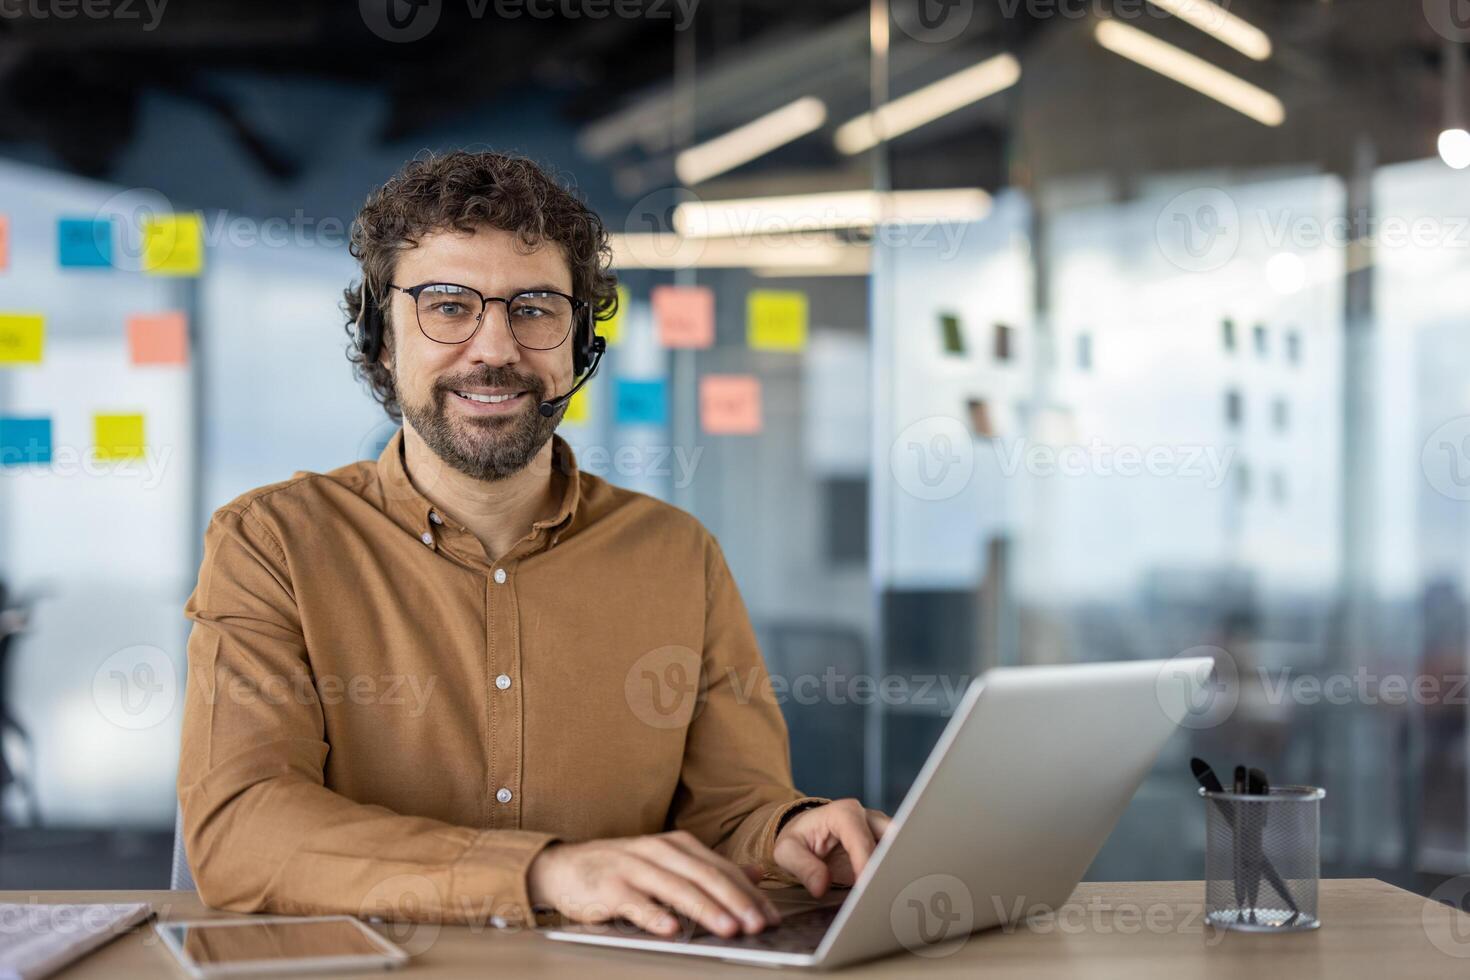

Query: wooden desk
[{"left": 20, "top": 879, "right": 1470, "bottom": 978}]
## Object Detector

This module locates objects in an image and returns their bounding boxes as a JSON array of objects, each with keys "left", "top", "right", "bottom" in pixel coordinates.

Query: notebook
[{"left": 0, "top": 903, "right": 153, "bottom": 980}]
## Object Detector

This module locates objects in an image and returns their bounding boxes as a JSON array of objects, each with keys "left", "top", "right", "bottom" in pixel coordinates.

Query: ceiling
[{"left": 0, "top": 0, "right": 1461, "bottom": 192}]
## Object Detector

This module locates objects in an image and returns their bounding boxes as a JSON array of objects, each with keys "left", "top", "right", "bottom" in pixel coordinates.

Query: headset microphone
[{"left": 538, "top": 337, "right": 607, "bottom": 418}]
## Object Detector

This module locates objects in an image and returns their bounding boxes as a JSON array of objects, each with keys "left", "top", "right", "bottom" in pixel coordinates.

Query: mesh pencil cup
[{"left": 1200, "top": 785, "right": 1325, "bottom": 932}]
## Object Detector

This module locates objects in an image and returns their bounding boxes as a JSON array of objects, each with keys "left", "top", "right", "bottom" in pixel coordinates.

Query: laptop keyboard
[{"left": 679, "top": 901, "right": 843, "bottom": 954}]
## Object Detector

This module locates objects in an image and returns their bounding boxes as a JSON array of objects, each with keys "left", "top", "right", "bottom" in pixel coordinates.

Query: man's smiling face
[{"left": 385, "top": 224, "right": 577, "bottom": 480}]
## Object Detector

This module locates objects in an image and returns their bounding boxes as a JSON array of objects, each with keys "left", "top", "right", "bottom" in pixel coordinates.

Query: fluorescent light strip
[
  {"left": 675, "top": 97, "right": 829, "bottom": 186},
  {"left": 1094, "top": 20, "right": 1284, "bottom": 126},
  {"left": 608, "top": 233, "right": 865, "bottom": 271},
  {"left": 673, "top": 188, "right": 992, "bottom": 239},
  {"left": 834, "top": 53, "right": 1021, "bottom": 155},
  {"left": 1146, "top": 0, "right": 1272, "bottom": 61}
]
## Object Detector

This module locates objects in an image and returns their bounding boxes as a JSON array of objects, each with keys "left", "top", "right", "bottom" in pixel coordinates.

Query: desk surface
[{"left": 17, "top": 879, "right": 1470, "bottom": 978}]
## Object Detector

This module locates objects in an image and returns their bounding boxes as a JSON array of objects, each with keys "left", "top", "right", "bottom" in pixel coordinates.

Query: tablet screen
[{"left": 158, "top": 917, "right": 402, "bottom": 968}]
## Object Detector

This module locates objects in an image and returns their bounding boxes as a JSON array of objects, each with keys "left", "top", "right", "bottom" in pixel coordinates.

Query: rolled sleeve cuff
[
  {"left": 449, "top": 829, "right": 560, "bottom": 927},
  {"left": 754, "top": 797, "right": 832, "bottom": 885}
]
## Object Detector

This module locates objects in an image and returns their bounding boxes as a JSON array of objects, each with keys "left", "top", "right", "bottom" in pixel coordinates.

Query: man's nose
[{"left": 464, "top": 301, "right": 521, "bottom": 366}]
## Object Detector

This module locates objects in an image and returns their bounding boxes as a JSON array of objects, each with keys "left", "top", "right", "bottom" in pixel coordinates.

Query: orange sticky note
[
  {"left": 127, "top": 312, "right": 189, "bottom": 365},
  {"left": 0, "top": 216, "right": 9, "bottom": 272},
  {"left": 653, "top": 285, "right": 714, "bottom": 349},
  {"left": 700, "top": 374, "right": 762, "bottom": 435}
]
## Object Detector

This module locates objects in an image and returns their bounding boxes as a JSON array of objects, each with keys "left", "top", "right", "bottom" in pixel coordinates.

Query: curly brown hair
[{"left": 342, "top": 149, "right": 619, "bottom": 420}]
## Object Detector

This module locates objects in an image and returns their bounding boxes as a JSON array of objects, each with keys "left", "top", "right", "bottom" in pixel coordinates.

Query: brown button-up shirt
[{"left": 178, "top": 429, "right": 824, "bottom": 927}]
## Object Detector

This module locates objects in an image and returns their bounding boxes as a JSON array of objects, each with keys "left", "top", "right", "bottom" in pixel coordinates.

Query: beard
[{"left": 398, "top": 366, "right": 561, "bottom": 481}]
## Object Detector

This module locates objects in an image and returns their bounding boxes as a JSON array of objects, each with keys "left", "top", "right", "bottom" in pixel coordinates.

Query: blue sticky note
[
  {"left": 615, "top": 379, "right": 668, "bottom": 426},
  {"left": 57, "top": 217, "right": 114, "bottom": 268},
  {"left": 0, "top": 417, "right": 52, "bottom": 466}
]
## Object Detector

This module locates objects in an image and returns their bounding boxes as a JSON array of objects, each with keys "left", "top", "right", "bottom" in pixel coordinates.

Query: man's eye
[
  {"left": 433, "top": 302, "right": 467, "bottom": 316},
  {"left": 514, "top": 306, "right": 548, "bottom": 319}
]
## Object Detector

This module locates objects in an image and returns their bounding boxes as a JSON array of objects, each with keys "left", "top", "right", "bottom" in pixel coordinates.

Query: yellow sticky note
[
  {"left": 563, "top": 386, "right": 590, "bottom": 425},
  {"left": 601, "top": 284, "right": 629, "bottom": 346},
  {"left": 0, "top": 313, "right": 44, "bottom": 365},
  {"left": 142, "top": 214, "right": 204, "bottom": 276},
  {"left": 747, "top": 290, "right": 808, "bottom": 352},
  {"left": 94, "top": 413, "right": 146, "bottom": 460}
]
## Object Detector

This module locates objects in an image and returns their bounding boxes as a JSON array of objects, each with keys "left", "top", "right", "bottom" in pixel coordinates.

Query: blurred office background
[{"left": 0, "top": 0, "right": 1467, "bottom": 899}]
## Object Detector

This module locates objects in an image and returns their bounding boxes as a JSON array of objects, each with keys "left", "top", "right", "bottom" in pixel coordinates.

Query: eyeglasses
[{"left": 386, "top": 281, "right": 587, "bottom": 351}]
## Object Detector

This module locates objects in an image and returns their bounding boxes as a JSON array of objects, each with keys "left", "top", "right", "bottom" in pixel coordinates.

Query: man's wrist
[{"left": 775, "top": 799, "right": 829, "bottom": 837}]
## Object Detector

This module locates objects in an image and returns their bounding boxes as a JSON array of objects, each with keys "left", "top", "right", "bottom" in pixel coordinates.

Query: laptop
[{"left": 543, "top": 656, "right": 1215, "bottom": 969}]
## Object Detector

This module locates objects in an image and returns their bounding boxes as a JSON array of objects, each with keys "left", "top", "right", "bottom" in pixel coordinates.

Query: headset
[{"left": 354, "top": 279, "right": 607, "bottom": 418}]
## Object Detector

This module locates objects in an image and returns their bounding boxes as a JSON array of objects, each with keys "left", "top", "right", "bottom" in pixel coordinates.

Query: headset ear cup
[
  {"left": 573, "top": 308, "right": 592, "bottom": 376},
  {"left": 355, "top": 281, "right": 383, "bottom": 362}
]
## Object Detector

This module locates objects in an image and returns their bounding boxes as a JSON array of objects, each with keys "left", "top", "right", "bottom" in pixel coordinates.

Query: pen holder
[{"left": 1200, "top": 785, "right": 1325, "bottom": 932}]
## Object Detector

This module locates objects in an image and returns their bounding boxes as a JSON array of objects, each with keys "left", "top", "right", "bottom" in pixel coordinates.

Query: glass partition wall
[{"left": 867, "top": 0, "right": 1470, "bottom": 891}]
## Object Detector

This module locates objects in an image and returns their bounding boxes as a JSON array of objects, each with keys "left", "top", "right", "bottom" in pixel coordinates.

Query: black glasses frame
[{"left": 386, "top": 281, "right": 588, "bottom": 350}]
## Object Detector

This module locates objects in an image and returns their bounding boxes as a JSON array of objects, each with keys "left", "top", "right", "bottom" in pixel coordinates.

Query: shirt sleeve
[
  {"left": 666, "top": 535, "right": 830, "bottom": 886},
  {"left": 177, "top": 505, "right": 557, "bottom": 926}
]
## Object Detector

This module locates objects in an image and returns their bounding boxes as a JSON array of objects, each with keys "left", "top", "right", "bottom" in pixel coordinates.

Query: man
[{"left": 178, "top": 150, "right": 889, "bottom": 940}]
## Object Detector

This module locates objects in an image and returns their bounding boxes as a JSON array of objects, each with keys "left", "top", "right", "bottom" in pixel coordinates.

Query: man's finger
[
  {"left": 773, "top": 835, "right": 831, "bottom": 897},
  {"left": 648, "top": 837, "right": 779, "bottom": 929},
  {"left": 866, "top": 808, "right": 893, "bottom": 840},
  {"left": 829, "top": 804, "right": 879, "bottom": 879}
]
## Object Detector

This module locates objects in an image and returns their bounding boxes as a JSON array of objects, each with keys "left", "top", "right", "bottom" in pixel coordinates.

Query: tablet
[{"left": 153, "top": 915, "right": 408, "bottom": 977}]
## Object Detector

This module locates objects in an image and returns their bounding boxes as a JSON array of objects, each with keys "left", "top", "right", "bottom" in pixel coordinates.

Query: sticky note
[
  {"left": 747, "top": 290, "right": 808, "bottom": 352},
  {"left": 0, "top": 418, "right": 52, "bottom": 466},
  {"left": 142, "top": 213, "right": 204, "bottom": 276},
  {"left": 562, "top": 386, "right": 590, "bottom": 425},
  {"left": 58, "top": 217, "right": 114, "bottom": 268},
  {"left": 600, "top": 284, "right": 629, "bottom": 346},
  {"left": 940, "top": 313, "right": 965, "bottom": 355},
  {"left": 615, "top": 379, "right": 667, "bottom": 426},
  {"left": 127, "top": 311, "right": 189, "bottom": 366},
  {"left": 700, "top": 375, "right": 762, "bottom": 435},
  {"left": 653, "top": 285, "right": 714, "bottom": 349},
  {"left": 94, "top": 413, "right": 146, "bottom": 460},
  {"left": 0, "top": 215, "right": 9, "bottom": 272},
  {"left": 0, "top": 314, "right": 44, "bottom": 365}
]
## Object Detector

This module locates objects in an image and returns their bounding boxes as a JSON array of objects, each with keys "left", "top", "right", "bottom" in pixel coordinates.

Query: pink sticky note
[
  {"left": 700, "top": 374, "right": 762, "bottom": 435},
  {"left": 127, "top": 311, "right": 189, "bottom": 365},
  {"left": 653, "top": 285, "right": 714, "bottom": 349},
  {"left": 0, "top": 216, "right": 9, "bottom": 272}
]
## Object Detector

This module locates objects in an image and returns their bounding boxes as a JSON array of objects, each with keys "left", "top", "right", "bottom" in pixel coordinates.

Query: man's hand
[
  {"left": 772, "top": 798, "right": 892, "bottom": 897},
  {"left": 527, "top": 831, "right": 782, "bottom": 939}
]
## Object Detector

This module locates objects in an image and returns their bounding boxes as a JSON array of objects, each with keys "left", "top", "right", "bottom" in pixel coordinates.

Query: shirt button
[
  {"left": 429, "top": 511, "right": 443, "bottom": 525},
  {"left": 495, "top": 674, "right": 511, "bottom": 690},
  {"left": 419, "top": 531, "right": 434, "bottom": 546},
  {"left": 493, "top": 568, "right": 507, "bottom": 584},
  {"left": 496, "top": 787, "right": 513, "bottom": 804}
]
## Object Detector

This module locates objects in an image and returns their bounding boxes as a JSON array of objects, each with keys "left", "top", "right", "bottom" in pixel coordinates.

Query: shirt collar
[{"left": 375, "top": 427, "right": 582, "bottom": 547}]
